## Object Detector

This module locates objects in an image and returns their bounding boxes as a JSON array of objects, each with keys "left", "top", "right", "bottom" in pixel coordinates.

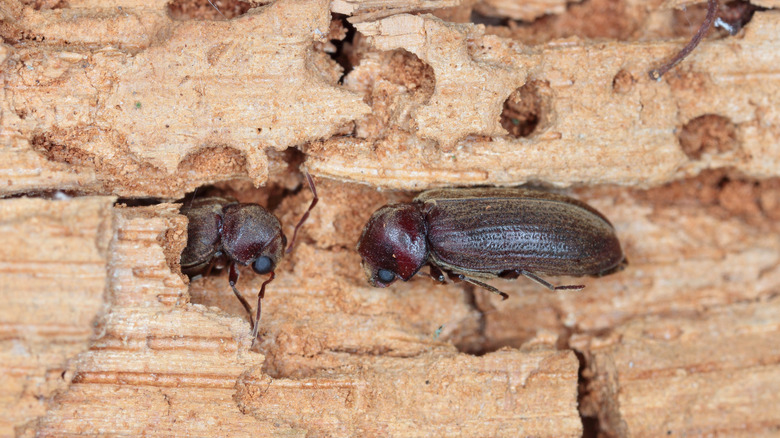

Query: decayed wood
[
  {"left": 574, "top": 297, "right": 780, "bottom": 437},
  {"left": 0, "top": 0, "right": 368, "bottom": 197},
  {"left": 307, "top": 11, "right": 780, "bottom": 189},
  {"left": 3, "top": 173, "right": 778, "bottom": 436},
  {"left": 22, "top": 203, "right": 581, "bottom": 437},
  {"left": 331, "top": 0, "right": 462, "bottom": 23},
  {"left": 236, "top": 350, "right": 580, "bottom": 437},
  {"left": 1, "top": 1, "right": 778, "bottom": 196},
  {"left": 0, "top": 197, "right": 114, "bottom": 437},
  {"left": 473, "top": 0, "right": 575, "bottom": 22},
  {"left": 1, "top": 0, "right": 779, "bottom": 436}
]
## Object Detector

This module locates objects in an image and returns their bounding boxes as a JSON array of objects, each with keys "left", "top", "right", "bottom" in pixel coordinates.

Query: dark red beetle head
[
  {"left": 221, "top": 204, "right": 287, "bottom": 275},
  {"left": 356, "top": 203, "right": 428, "bottom": 287}
]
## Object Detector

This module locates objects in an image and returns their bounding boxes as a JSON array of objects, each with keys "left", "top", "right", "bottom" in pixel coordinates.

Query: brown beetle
[
  {"left": 357, "top": 188, "right": 626, "bottom": 298},
  {"left": 181, "top": 174, "right": 317, "bottom": 339}
]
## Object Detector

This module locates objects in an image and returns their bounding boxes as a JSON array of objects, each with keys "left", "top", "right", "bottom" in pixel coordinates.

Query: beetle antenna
[
  {"left": 186, "top": 187, "right": 199, "bottom": 209},
  {"left": 206, "top": 0, "right": 227, "bottom": 19},
  {"left": 458, "top": 275, "right": 509, "bottom": 300},
  {"left": 649, "top": 0, "right": 718, "bottom": 80},
  {"left": 251, "top": 271, "right": 275, "bottom": 341},
  {"left": 286, "top": 172, "right": 318, "bottom": 254}
]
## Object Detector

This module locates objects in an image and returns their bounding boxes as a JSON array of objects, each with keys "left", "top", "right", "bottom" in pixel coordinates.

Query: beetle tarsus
[
  {"left": 520, "top": 270, "right": 585, "bottom": 291},
  {"left": 286, "top": 172, "right": 319, "bottom": 254},
  {"left": 427, "top": 265, "right": 447, "bottom": 284},
  {"left": 458, "top": 275, "right": 509, "bottom": 300},
  {"left": 228, "top": 263, "right": 255, "bottom": 331}
]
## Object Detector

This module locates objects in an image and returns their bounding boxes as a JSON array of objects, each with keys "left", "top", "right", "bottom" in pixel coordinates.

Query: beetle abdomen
[
  {"left": 180, "top": 199, "right": 226, "bottom": 275},
  {"left": 424, "top": 197, "right": 624, "bottom": 277}
]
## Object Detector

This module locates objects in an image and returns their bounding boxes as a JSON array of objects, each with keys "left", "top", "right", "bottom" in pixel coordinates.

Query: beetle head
[
  {"left": 221, "top": 204, "right": 287, "bottom": 274},
  {"left": 357, "top": 203, "right": 428, "bottom": 287}
]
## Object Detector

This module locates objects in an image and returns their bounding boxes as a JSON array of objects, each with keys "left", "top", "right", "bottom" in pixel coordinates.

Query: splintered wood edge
[
  {"left": 575, "top": 297, "right": 780, "bottom": 436},
  {"left": 307, "top": 12, "right": 780, "bottom": 189},
  {"left": 14, "top": 202, "right": 582, "bottom": 437},
  {"left": 0, "top": 196, "right": 115, "bottom": 437},
  {"left": 1, "top": 2, "right": 778, "bottom": 195}
]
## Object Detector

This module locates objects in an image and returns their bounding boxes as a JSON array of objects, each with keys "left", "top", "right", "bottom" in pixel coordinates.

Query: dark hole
[
  {"left": 500, "top": 80, "right": 548, "bottom": 138},
  {"left": 469, "top": 10, "right": 509, "bottom": 27},
  {"left": 575, "top": 350, "right": 604, "bottom": 438},
  {"left": 328, "top": 14, "right": 358, "bottom": 83},
  {"left": 612, "top": 69, "right": 635, "bottom": 94},
  {"left": 715, "top": 1, "right": 764, "bottom": 36}
]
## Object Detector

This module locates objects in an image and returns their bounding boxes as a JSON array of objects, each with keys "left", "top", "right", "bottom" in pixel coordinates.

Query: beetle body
[
  {"left": 179, "top": 174, "right": 318, "bottom": 341},
  {"left": 180, "top": 196, "right": 286, "bottom": 340},
  {"left": 357, "top": 188, "right": 626, "bottom": 295}
]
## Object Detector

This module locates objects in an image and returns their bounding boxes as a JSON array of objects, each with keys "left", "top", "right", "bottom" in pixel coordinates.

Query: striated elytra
[{"left": 357, "top": 188, "right": 627, "bottom": 298}]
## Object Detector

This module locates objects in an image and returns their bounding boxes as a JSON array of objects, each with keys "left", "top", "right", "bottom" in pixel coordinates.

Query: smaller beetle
[
  {"left": 181, "top": 174, "right": 317, "bottom": 339},
  {"left": 357, "top": 188, "right": 626, "bottom": 298}
]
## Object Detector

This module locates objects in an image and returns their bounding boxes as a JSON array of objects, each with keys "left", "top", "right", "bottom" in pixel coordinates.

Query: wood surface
[{"left": 0, "top": 0, "right": 778, "bottom": 436}]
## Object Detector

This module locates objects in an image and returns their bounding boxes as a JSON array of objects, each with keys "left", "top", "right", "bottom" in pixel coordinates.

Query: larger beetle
[{"left": 357, "top": 188, "right": 626, "bottom": 297}]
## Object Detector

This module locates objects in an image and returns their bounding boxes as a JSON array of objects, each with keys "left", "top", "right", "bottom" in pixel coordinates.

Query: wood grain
[
  {"left": 23, "top": 203, "right": 581, "bottom": 437},
  {"left": 0, "top": 0, "right": 778, "bottom": 436},
  {"left": 0, "top": 197, "right": 113, "bottom": 437}
]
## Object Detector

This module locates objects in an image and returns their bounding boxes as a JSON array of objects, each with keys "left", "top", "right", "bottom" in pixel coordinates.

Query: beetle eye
[
  {"left": 377, "top": 268, "right": 395, "bottom": 284},
  {"left": 252, "top": 256, "right": 273, "bottom": 274}
]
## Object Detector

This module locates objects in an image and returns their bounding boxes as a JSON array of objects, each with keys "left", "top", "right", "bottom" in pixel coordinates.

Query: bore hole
[
  {"left": 167, "top": 0, "right": 252, "bottom": 21},
  {"left": 21, "top": 0, "right": 68, "bottom": 10},
  {"left": 612, "top": 69, "right": 635, "bottom": 94},
  {"left": 678, "top": 114, "right": 738, "bottom": 160},
  {"left": 349, "top": 49, "right": 435, "bottom": 139},
  {"left": 325, "top": 14, "right": 358, "bottom": 83},
  {"left": 670, "top": 0, "right": 763, "bottom": 39},
  {"left": 501, "top": 80, "right": 549, "bottom": 138},
  {"left": 714, "top": 1, "right": 763, "bottom": 35},
  {"left": 474, "top": 0, "right": 637, "bottom": 44}
]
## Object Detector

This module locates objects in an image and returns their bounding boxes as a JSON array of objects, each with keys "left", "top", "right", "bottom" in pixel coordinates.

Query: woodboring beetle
[
  {"left": 357, "top": 188, "right": 626, "bottom": 298},
  {"left": 181, "top": 174, "right": 317, "bottom": 339}
]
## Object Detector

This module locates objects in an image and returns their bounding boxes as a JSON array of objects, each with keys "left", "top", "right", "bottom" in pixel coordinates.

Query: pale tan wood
[
  {"left": 307, "top": 12, "right": 780, "bottom": 189},
  {"left": 236, "top": 350, "right": 581, "bottom": 437},
  {"left": 1, "top": 2, "right": 777, "bottom": 196},
  {"left": 0, "top": 0, "right": 368, "bottom": 197},
  {"left": 332, "top": 0, "right": 462, "bottom": 23},
  {"left": 0, "top": 0, "right": 778, "bottom": 436},
  {"left": 574, "top": 298, "right": 780, "bottom": 437},
  {"left": 0, "top": 197, "right": 114, "bottom": 437},
  {"left": 19, "top": 202, "right": 581, "bottom": 437},
  {"left": 474, "top": 0, "right": 576, "bottom": 22}
]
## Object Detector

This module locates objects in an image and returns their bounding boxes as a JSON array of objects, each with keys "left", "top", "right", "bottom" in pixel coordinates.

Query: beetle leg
[
  {"left": 228, "top": 262, "right": 255, "bottom": 331},
  {"left": 251, "top": 271, "right": 275, "bottom": 341},
  {"left": 203, "top": 255, "right": 220, "bottom": 278},
  {"left": 457, "top": 275, "right": 509, "bottom": 300},
  {"left": 520, "top": 270, "right": 585, "bottom": 291}
]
